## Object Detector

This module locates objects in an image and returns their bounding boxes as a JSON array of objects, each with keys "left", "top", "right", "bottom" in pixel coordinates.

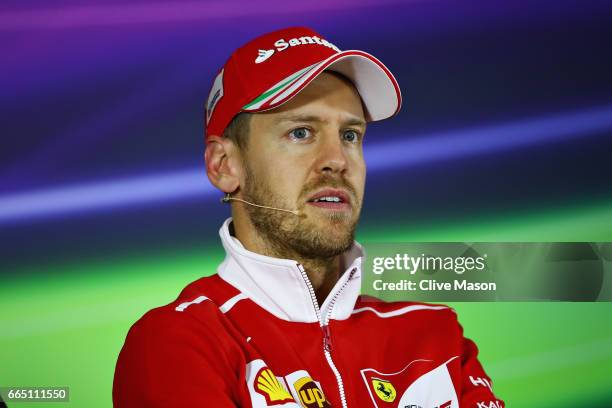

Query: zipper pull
[{"left": 322, "top": 324, "right": 333, "bottom": 352}]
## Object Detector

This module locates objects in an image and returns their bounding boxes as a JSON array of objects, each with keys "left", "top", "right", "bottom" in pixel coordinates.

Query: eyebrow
[{"left": 276, "top": 114, "right": 366, "bottom": 128}]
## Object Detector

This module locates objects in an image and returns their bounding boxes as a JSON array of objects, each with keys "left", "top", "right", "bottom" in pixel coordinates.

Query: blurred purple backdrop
[{"left": 1, "top": 0, "right": 612, "bottom": 270}]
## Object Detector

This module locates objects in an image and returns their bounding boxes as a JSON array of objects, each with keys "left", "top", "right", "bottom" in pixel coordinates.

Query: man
[{"left": 113, "top": 27, "right": 505, "bottom": 408}]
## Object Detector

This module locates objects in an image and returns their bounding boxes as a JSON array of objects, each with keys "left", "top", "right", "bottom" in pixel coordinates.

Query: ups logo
[{"left": 294, "top": 376, "right": 331, "bottom": 408}]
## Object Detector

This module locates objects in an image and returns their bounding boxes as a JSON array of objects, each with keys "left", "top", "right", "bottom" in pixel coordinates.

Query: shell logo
[{"left": 254, "top": 367, "right": 295, "bottom": 405}]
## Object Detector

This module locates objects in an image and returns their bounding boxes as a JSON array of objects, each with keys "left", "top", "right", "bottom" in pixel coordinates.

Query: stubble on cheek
[{"left": 241, "top": 163, "right": 362, "bottom": 259}]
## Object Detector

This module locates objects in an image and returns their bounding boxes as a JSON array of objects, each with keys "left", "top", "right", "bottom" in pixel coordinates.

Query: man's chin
[
  {"left": 306, "top": 203, "right": 360, "bottom": 233},
  {"left": 305, "top": 220, "right": 356, "bottom": 251}
]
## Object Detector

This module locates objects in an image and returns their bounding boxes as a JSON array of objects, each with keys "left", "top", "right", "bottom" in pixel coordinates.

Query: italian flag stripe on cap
[{"left": 242, "top": 63, "right": 318, "bottom": 111}]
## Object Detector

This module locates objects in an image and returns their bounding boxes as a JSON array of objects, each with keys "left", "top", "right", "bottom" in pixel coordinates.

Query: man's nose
[{"left": 315, "top": 131, "right": 348, "bottom": 175}]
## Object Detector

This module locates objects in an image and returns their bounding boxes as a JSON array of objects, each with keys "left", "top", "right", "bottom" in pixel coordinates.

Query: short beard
[{"left": 241, "top": 164, "right": 360, "bottom": 260}]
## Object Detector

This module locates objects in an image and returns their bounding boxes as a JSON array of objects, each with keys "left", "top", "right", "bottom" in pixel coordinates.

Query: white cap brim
[{"left": 242, "top": 50, "right": 402, "bottom": 122}]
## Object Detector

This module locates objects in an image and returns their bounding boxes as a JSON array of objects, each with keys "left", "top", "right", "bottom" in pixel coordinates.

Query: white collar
[{"left": 217, "top": 217, "right": 364, "bottom": 323}]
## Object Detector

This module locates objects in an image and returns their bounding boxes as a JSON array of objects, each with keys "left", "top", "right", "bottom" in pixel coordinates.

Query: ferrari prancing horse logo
[{"left": 372, "top": 377, "right": 397, "bottom": 402}]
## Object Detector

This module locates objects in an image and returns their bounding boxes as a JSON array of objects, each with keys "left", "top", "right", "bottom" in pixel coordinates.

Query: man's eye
[
  {"left": 342, "top": 129, "right": 360, "bottom": 143},
  {"left": 288, "top": 127, "right": 311, "bottom": 140}
]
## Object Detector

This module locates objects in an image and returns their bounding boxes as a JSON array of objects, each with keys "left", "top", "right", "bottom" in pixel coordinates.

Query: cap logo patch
[
  {"left": 255, "top": 49, "right": 275, "bottom": 64},
  {"left": 254, "top": 35, "right": 340, "bottom": 63}
]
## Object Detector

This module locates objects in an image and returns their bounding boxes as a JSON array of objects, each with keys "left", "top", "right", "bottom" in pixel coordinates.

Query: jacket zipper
[{"left": 297, "top": 263, "right": 356, "bottom": 408}]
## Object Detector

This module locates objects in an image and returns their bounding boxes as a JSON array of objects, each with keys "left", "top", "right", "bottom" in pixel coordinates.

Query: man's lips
[{"left": 306, "top": 188, "right": 351, "bottom": 211}]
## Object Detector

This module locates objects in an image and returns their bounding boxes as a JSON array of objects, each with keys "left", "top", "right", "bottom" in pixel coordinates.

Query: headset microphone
[{"left": 221, "top": 193, "right": 301, "bottom": 216}]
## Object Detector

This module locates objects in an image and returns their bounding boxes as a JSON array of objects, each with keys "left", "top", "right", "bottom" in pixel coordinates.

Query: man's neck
[
  {"left": 299, "top": 256, "right": 342, "bottom": 306},
  {"left": 231, "top": 219, "right": 343, "bottom": 306}
]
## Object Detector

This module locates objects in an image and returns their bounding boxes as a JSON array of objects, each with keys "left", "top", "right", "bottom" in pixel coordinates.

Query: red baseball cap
[{"left": 205, "top": 26, "right": 402, "bottom": 141}]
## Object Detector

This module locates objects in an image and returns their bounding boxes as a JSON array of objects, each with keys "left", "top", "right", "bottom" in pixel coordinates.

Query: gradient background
[{"left": 2, "top": 0, "right": 612, "bottom": 407}]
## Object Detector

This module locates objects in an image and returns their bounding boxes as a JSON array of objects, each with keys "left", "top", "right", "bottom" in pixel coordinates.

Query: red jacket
[{"left": 114, "top": 218, "right": 505, "bottom": 408}]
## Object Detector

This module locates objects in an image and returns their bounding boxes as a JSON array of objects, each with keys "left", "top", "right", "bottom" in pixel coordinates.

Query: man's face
[{"left": 240, "top": 71, "right": 366, "bottom": 259}]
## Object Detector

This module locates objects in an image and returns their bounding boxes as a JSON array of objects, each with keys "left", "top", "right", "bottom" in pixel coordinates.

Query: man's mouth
[{"left": 306, "top": 188, "right": 351, "bottom": 211}]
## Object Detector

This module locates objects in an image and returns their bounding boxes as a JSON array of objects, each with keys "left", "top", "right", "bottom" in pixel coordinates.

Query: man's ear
[{"left": 204, "top": 135, "right": 242, "bottom": 193}]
